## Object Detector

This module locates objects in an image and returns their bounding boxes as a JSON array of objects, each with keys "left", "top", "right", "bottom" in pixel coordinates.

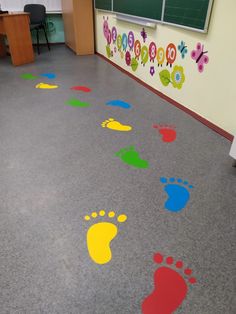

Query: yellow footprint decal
[
  {"left": 101, "top": 118, "right": 132, "bottom": 132},
  {"left": 84, "top": 210, "right": 127, "bottom": 265},
  {"left": 35, "top": 82, "right": 58, "bottom": 89}
]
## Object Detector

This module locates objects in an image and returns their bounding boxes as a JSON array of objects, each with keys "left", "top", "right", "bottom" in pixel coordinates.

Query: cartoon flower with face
[{"left": 171, "top": 66, "right": 185, "bottom": 89}]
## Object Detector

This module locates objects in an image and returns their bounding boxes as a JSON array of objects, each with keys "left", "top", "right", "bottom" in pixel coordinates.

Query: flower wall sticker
[
  {"left": 102, "top": 18, "right": 189, "bottom": 91},
  {"left": 150, "top": 66, "right": 155, "bottom": 76},
  {"left": 171, "top": 66, "right": 185, "bottom": 89},
  {"left": 159, "top": 66, "right": 185, "bottom": 90}
]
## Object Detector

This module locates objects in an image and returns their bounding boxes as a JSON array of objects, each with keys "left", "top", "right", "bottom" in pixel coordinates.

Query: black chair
[{"left": 24, "top": 4, "right": 50, "bottom": 54}]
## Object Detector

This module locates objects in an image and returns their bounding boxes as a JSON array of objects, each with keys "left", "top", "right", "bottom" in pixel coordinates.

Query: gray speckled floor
[{"left": 0, "top": 45, "right": 235, "bottom": 314}]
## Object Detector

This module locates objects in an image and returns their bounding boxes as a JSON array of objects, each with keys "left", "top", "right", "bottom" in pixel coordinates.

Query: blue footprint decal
[
  {"left": 106, "top": 100, "right": 132, "bottom": 109},
  {"left": 160, "top": 177, "right": 193, "bottom": 212},
  {"left": 40, "top": 73, "right": 56, "bottom": 79}
]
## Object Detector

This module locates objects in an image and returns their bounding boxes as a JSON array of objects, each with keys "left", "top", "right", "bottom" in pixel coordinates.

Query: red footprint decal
[
  {"left": 70, "top": 86, "right": 91, "bottom": 92},
  {"left": 153, "top": 125, "right": 176, "bottom": 143},
  {"left": 142, "top": 253, "right": 196, "bottom": 314}
]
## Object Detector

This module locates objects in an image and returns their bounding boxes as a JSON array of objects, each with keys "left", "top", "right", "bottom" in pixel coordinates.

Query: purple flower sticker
[{"left": 150, "top": 66, "right": 155, "bottom": 76}]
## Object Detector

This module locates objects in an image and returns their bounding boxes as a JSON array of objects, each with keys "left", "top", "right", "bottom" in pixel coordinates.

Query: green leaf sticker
[
  {"left": 131, "top": 58, "right": 139, "bottom": 72},
  {"left": 159, "top": 70, "right": 171, "bottom": 87},
  {"left": 106, "top": 45, "right": 111, "bottom": 58}
]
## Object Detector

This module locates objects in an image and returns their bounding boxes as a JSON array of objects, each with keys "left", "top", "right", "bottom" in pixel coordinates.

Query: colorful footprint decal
[
  {"left": 160, "top": 177, "right": 193, "bottom": 212},
  {"left": 35, "top": 82, "right": 58, "bottom": 89},
  {"left": 70, "top": 86, "right": 91, "bottom": 92},
  {"left": 66, "top": 98, "right": 91, "bottom": 107},
  {"left": 142, "top": 252, "right": 196, "bottom": 314},
  {"left": 106, "top": 100, "right": 132, "bottom": 109},
  {"left": 84, "top": 210, "right": 127, "bottom": 265},
  {"left": 21, "top": 73, "right": 38, "bottom": 80},
  {"left": 153, "top": 125, "right": 176, "bottom": 143},
  {"left": 115, "top": 146, "right": 149, "bottom": 169},
  {"left": 101, "top": 118, "right": 132, "bottom": 131},
  {"left": 40, "top": 73, "right": 56, "bottom": 79}
]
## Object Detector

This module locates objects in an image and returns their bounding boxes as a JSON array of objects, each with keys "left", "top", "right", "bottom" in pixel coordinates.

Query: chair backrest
[{"left": 24, "top": 4, "right": 46, "bottom": 25}]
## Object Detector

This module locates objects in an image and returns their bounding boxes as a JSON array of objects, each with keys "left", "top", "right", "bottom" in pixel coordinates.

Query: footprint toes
[
  {"left": 189, "top": 277, "right": 197, "bottom": 284},
  {"left": 117, "top": 214, "right": 127, "bottom": 222},
  {"left": 84, "top": 210, "right": 127, "bottom": 223},
  {"left": 154, "top": 252, "right": 164, "bottom": 263},
  {"left": 99, "top": 210, "right": 105, "bottom": 216},
  {"left": 176, "top": 261, "right": 183, "bottom": 268},
  {"left": 91, "top": 212, "right": 98, "bottom": 218},
  {"left": 166, "top": 256, "right": 174, "bottom": 265},
  {"left": 160, "top": 177, "right": 168, "bottom": 183}
]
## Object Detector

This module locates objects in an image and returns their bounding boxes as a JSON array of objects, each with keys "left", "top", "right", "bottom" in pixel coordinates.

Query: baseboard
[{"left": 96, "top": 52, "right": 233, "bottom": 142}]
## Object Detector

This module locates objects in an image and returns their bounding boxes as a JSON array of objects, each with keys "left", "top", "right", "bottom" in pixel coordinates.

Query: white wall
[{"left": 95, "top": 0, "right": 236, "bottom": 136}]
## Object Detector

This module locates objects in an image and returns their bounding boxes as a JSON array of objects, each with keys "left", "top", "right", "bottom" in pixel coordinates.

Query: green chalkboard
[
  {"left": 113, "top": 0, "right": 164, "bottom": 21},
  {"left": 164, "top": 0, "right": 212, "bottom": 30},
  {"left": 95, "top": 0, "right": 112, "bottom": 11}
]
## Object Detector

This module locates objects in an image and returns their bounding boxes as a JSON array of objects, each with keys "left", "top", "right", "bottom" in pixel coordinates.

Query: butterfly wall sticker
[
  {"left": 191, "top": 42, "right": 209, "bottom": 73},
  {"left": 178, "top": 41, "right": 188, "bottom": 58}
]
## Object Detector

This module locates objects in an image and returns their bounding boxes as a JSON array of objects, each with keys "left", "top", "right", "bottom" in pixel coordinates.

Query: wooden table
[{"left": 0, "top": 12, "right": 34, "bottom": 66}]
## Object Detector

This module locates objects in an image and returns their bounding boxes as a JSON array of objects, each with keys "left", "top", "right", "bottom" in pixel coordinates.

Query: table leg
[{"left": 0, "top": 35, "right": 6, "bottom": 57}]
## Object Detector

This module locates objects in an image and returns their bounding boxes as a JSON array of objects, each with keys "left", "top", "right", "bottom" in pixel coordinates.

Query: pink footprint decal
[
  {"left": 153, "top": 125, "right": 176, "bottom": 143},
  {"left": 70, "top": 86, "right": 91, "bottom": 92},
  {"left": 142, "top": 252, "right": 196, "bottom": 314}
]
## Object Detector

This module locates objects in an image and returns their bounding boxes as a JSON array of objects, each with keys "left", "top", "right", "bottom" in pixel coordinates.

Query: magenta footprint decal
[
  {"left": 70, "top": 86, "right": 91, "bottom": 92},
  {"left": 142, "top": 252, "right": 197, "bottom": 314}
]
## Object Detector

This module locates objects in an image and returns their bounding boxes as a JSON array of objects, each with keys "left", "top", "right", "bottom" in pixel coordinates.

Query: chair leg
[
  {"left": 36, "top": 29, "right": 40, "bottom": 54},
  {"left": 43, "top": 25, "right": 50, "bottom": 51}
]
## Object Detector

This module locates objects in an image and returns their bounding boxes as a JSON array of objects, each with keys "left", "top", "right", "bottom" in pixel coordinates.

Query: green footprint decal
[
  {"left": 115, "top": 146, "right": 149, "bottom": 169},
  {"left": 20, "top": 73, "right": 39, "bottom": 80},
  {"left": 66, "top": 98, "right": 91, "bottom": 107}
]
